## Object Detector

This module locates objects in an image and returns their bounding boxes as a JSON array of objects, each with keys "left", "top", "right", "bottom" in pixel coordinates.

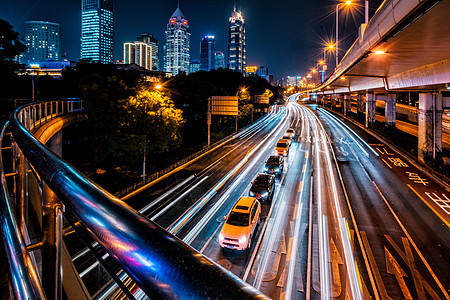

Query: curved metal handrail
[
  {"left": 0, "top": 122, "right": 46, "bottom": 300},
  {"left": 8, "top": 102, "right": 268, "bottom": 299}
]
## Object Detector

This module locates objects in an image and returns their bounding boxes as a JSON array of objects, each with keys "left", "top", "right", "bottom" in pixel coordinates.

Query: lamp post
[
  {"left": 336, "top": 1, "right": 352, "bottom": 68},
  {"left": 365, "top": 0, "right": 369, "bottom": 23}
]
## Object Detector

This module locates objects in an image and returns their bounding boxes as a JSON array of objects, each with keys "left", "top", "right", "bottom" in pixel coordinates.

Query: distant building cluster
[{"left": 16, "top": 1, "right": 275, "bottom": 83}]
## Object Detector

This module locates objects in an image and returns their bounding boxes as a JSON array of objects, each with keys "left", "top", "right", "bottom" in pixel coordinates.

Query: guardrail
[
  {"left": 116, "top": 111, "right": 273, "bottom": 198},
  {"left": 1, "top": 100, "right": 267, "bottom": 299}
]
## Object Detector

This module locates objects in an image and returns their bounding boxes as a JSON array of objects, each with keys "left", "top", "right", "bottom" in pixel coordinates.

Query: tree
[
  {"left": 0, "top": 19, "right": 26, "bottom": 80},
  {"left": 118, "top": 85, "right": 184, "bottom": 156}
]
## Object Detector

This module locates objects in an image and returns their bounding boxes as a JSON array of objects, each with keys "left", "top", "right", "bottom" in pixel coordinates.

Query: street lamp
[{"left": 336, "top": 0, "right": 352, "bottom": 68}]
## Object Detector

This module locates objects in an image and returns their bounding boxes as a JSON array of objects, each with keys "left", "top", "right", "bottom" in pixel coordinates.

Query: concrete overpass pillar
[
  {"left": 357, "top": 94, "right": 365, "bottom": 116},
  {"left": 366, "top": 92, "right": 376, "bottom": 128},
  {"left": 418, "top": 93, "right": 442, "bottom": 162},
  {"left": 344, "top": 94, "right": 351, "bottom": 116},
  {"left": 331, "top": 94, "right": 338, "bottom": 109},
  {"left": 385, "top": 93, "right": 396, "bottom": 127}
]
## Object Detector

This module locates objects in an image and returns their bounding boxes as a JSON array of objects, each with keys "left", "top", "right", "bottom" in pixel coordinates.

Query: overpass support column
[
  {"left": 331, "top": 94, "right": 338, "bottom": 109},
  {"left": 357, "top": 94, "right": 365, "bottom": 116},
  {"left": 42, "top": 131, "right": 63, "bottom": 300},
  {"left": 385, "top": 93, "right": 396, "bottom": 127},
  {"left": 418, "top": 93, "right": 442, "bottom": 162},
  {"left": 344, "top": 94, "right": 351, "bottom": 116},
  {"left": 365, "top": 92, "right": 376, "bottom": 127}
]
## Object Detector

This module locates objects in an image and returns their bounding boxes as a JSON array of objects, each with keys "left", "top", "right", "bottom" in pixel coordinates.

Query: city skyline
[{"left": 0, "top": 0, "right": 384, "bottom": 78}]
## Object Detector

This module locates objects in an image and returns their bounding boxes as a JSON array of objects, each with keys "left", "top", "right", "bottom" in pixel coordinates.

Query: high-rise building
[
  {"left": 123, "top": 33, "right": 158, "bottom": 70},
  {"left": 136, "top": 33, "right": 158, "bottom": 70},
  {"left": 189, "top": 59, "right": 200, "bottom": 73},
  {"left": 81, "top": 0, "right": 114, "bottom": 64},
  {"left": 215, "top": 51, "right": 225, "bottom": 69},
  {"left": 287, "top": 76, "right": 296, "bottom": 87},
  {"left": 164, "top": 4, "right": 190, "bottom": 76},
  {"left": 257, "top": 66, "right": 268, "bottom": 77},
  {"left": 24, "top": 21, "right": 60, "bottom": 64},
  {"left": 200, "top": 36, "right": 215, "bottom": 71},
  {"left": 228, "top": 5, "right": 246, "bottom": 73}
]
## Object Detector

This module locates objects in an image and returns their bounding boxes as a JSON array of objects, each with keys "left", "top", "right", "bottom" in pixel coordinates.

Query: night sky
[{"left": 0, "top": 0, "right": 383, "bottom": 79}]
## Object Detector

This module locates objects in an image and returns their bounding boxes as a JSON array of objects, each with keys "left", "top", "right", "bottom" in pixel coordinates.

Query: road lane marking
[
  {"left": 385, "top": 247, "right": 412, "bottom": 299},
  {"left": 297, "top": 181, "right": 303, "bottom": 194},
  {"left": 329, "top": 238, "right": 343, "bottom": 298},
  {"left": 408, "top": 184, "right": 450, "bottom": 228},
  {"left": 361, "top": 231, "right": 393, "bottom": 300},
  {"left": 403, "top": 237, "right": 426, "bottom": 300},
  {"left": 385, "top": 235, "right": 442, "bottom": 300},
  {"left": 373, "top": 182, "right": 450, "bottom": 299},
  {"left": 302, "top": 163, "right": 306, "bottom": 173},
  {"left": 382, "top": 158, "right": 392, "bottom": 169},
  {"left": 286, "top": 237, "right": 293, "bottom": 262},
  {"left": 293, "top": 204, "right": 298, "bottom": 220}
]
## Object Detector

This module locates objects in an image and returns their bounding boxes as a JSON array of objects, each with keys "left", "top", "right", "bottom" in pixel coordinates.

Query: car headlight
[
  {"left": 249, "top": 191, "right": 255, "bottom": 196},
  {"left": 238, "top": 236, "right": 247, "bottom": 244},
  {"left": 219, "top": 233, "right": 224, "bottom": 241},
  {"left": 274, "top": 167, "right": 279, "bottom": 171},
  {"left": 261, "top": 192, "right": 268, "bottom": 197},
  {"left": 264, "top": 167, "right": 268, "bottom": 171}
]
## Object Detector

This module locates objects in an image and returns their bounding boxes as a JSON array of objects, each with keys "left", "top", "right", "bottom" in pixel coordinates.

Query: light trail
[
  {"left": 179, "top": 108, "right": 289, "bottom": 241},
  {"left": 284, "top": 150, "right": 309, "bottom": 299},
  {"left": 318, "top": 107, "right": 378, "bottom": 157},
  {"left": 311, "top": 104, "right": 363, "bottom": 300},
  {"left": 140, "top": 175, "right": 195, "bottom": 214}
]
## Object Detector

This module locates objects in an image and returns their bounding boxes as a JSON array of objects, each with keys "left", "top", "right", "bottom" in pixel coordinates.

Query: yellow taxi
[
  {"left": 275, "top": 138, "right": 290, "bottom": 156},
  {"left": 218, "top": 197, "right": 261, "bottom": 250}
]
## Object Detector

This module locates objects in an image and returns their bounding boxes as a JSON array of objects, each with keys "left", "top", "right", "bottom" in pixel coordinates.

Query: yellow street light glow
[
  {"left": 374, "top": 50, "right": 386, "bottom": 54},
  {"left": 241, "top": 88, "right": 246, "bottom": 92},
  {"left": 341, "top": 77, "right": 346, "bottom": 80},
  {"left": 346, "top": 0, "right": 352, "bottom": 4},
  {"left": 155, "top": 84, "right": 162, "bottom": 89},
  {"left": 312, "top": 69, "right": 317, "bottom": 73},
  {"left": 319, "top": 60, "right": 324, "bottom": 65}
]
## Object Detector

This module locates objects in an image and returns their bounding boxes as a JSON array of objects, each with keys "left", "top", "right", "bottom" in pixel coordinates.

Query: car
[
  {"left": 264, "top": 155, "right": 284, "bottom": 176},
  {"left": 219, "top": 197, "right": 261, "bottom": 251},
  {"left": 286, "top": 128, "right": 295, "bottom": 138},
  {"left": 275, "top": 139, "right": 290, "bottom": 156},
  {"left": 282, "top": 134, "right": 292, "bottom": 145},
  {"left": 249, "top": 173, "right": 276, "bottom": 203}
]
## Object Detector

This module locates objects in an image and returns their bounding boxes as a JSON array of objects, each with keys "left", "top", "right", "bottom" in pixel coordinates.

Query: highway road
[{"left": 63, "top": 96, "right": 450, "bottom": 299}]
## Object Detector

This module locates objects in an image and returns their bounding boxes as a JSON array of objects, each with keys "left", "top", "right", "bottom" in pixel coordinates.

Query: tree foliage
[
  {"left": 62, "top": 62, "right": 184, "bottom": 166},
  {"left": 0, "top": 19, "right": 26, "bottom": 81}
]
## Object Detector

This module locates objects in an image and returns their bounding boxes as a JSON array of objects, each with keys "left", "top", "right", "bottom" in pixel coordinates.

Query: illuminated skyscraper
[
  {"left": 24, "top": 21, "right": 60, "bottom": 64},
  {"left": 123, "top": 34, "right": 158, "bottom": 70},
  {"left": 200, "top": 36, "right": 215, "bottom": 71},
  {"left": 228, "top": 5, "right": 246, "bottom": 73},
  {"left": 136, "top": 33, "right": 158, "bottom": 70},
  {"left": 164, "top": 4, "right": 190, "bottom": 76},
  {"left": 81, "top": 0, "right": 113, "bottom": 63},
  {"left": 215, "top": 51, "right": 225, "bottom": 69}
]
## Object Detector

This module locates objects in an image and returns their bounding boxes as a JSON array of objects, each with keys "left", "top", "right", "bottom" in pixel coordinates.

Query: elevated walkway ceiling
[{"left": 319, "top": 0, "right": 450, "bottom": 94}]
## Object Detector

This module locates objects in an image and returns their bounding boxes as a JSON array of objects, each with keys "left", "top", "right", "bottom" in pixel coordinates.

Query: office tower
[
  {"left": 123, "top": 33, "right": 158, "bottom": 70},
  {"left": 228, "top": 5, "right": 246, "bottom": 73},
  {"left": 189, "top": 59, "right": 200, "bottom": 73},
  {"left": 215, "top": 51, "right": 225, "bottom": 69},
  {"left": 81, "top": 0, "right": 114, "bottom": 63},
  {"left": 257, "top": 66, "right": 268, "bottom": 77},
  {"left": 200, "top": 36, "right": 215, "bottom": 71},
  {"left": 136, "top": 33, "right": 158, "bottom": 70},
  {"left": 24, "top": 21, "right": 60, "bottom": 64},
  {"left": 164, "top": 4, "right": 190, "bottom": 76}
]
